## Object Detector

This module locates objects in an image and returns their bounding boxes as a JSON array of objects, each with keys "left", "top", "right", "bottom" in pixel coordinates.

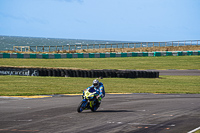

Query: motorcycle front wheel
[{"left": 77, "top": 101, "right": 87, "bottom": 113}]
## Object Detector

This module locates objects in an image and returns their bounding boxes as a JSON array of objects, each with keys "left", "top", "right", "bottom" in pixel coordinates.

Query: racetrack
[
  {"left": 158, "top": 69, "right": 200, "bottom": 76},
  {"left": 0, "top": 94, "right": 200, "bottom": 133}
]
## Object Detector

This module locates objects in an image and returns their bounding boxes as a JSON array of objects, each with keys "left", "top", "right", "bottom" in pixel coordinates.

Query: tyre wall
[{"left": 0, "top": 67, "right": 159, "bottom": 78}]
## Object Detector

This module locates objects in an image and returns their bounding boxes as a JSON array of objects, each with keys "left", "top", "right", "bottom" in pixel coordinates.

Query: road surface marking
[{"left": 188, "top": 126, "right": 200, "bottom": 133}]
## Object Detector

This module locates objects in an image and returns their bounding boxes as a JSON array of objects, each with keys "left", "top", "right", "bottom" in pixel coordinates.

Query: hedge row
[{"left": 37, "top": 69, "right": 159, "bottom": 78}]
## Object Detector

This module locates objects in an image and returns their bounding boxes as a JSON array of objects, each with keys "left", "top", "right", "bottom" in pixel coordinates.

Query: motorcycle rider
[{"left": 86, "top": 79, "right": 105, "bottom": 105}]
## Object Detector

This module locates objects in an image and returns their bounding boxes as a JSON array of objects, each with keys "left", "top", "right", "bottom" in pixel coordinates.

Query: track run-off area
[{"left": 0, "top": 93, "right": 200, "bottom": 133}]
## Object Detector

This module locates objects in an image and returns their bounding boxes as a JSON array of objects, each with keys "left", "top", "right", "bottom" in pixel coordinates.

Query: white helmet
[{"left": 93, "top": 79, "right": 99, "bottom": 88}]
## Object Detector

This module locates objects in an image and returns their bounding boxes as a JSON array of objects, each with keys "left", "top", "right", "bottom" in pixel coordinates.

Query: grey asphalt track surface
[
  {"left": 157, "top": 70, "right": 200, "bottom": 76},
  {"left": 0, "top": 94, "right": 200, "bottom": 133}
]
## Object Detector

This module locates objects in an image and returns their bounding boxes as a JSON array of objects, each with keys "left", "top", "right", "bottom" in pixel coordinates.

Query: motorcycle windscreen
[{"left": 89, "top": 87, "right": 96, "bottom": 93}]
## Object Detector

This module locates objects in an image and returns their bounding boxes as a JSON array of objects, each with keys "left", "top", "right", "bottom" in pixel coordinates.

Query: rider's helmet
[{"left": 93, "top": 79, "right": 99, "bottom": 88}]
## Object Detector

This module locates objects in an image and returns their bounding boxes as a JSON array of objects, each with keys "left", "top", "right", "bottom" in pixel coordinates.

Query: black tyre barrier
[
  {"left": 70, "top": 70, "right": 74, "bottom": 77},
  {"left": 121, "top": 70, "right": 128, "bottom": 78},
  {"left": 57, "top": 69, "right": 62, "bottom": 77},
  {"left": 75, "top": 70, "right": 78, "bottom": 77},
  {"left": 112, "top": 70, "right": 118, "bottom": 77},
  {"left": 132, "top": 71, "right": 138, "bottom": 78},
  {"left": 82, "top": 70, "right": 86, "bottom": 77},
  {"left": 60, "top": 69, "right": 65, "bottom": 77},
  {"left": 116, "top": 71, "right": 124, "bottom": 78},
  {"left": 103, "top": 71, "right": 108, "bottom": 78},
  {"left": 96, "top": 70, "right": 101, "bottom": 78},
  {"left": 92, "top": 70, "right": 97, "bottom": 77},
  {"left": 68, "top": 69, "right": 73, "bottom": 77},
  {"left": 142, "top": 71, "right": 147, "bottom": 78},
  {"left": 47, "top": 69, "right": 53, "bottom": 76},
  {"left": 52, "top": 69, "right": 55, "bottom": 76},
  {"left": 53, "top": 69, "right": 60, "bottom": 77},
  {"left": 156, "top": 71, "right": 159, "bottom": 78},
  {"left": 103, "top": 69, "right": 114, "bottom": 78},
  {"left": 137, "top": 71, "right": 143, "bottom": 78},
  {"left": 38, "top": 69, "right": 43, "bottom": 76},
  {"left": 63, "top": 69, "right": 70, "bottom": 77},
  {"left": 87, "top": 70, "right": 92, "bottom": 78},
  {"left": 43, "top": 69, "right": 48, "bottom": 76},
  {"left": 79, "top": 70, "right": 83, "bottom": 77},
  {"left": 151, "top": 71, "right": 156, "bottom": 78},
  {"left": 146, "top": 71, "right": 150, "bottom": 78},
  {"left": 0, "top": 67, "right": 159, "bottom": 78},
  {"left": 77, "top": 70, "right": 82, "bottom": 77},
  {"left": 75, "top": 70, "right": 79, "bottom": 77},
  {"left": 127, "top": 70, "right": 133, "bottom": 78},
  {"left": 83, "top": 70, "right": 88, "bottom": 77},
  {"left": 150, "top": 71, "right": 154, "bottom": 78},
  {"left": 40, "top": 68, "right": 48, "bottom": 76},
  {"left": 72, "top": 70, "right": 76, "bottom": 77},
  {"left": 79, "top": 70, "right": 84, "bottom": 77}
]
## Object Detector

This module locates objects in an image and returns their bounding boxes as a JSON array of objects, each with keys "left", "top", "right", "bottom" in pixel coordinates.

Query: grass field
[
  {"left": 0, "top": 56, "right": 199, "bottom": 96},
  {"left": 194, "top": 130, "right": 200, "bottom": 133},
  {"left": 0, "top": 56, "right": 200, "bottom": 70},
  {"left": 0, "top": 75, "right": 199, "bottom": 96}
]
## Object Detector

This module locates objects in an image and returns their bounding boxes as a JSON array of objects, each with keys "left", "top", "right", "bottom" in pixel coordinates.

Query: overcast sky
[{"left": 0, "top": 0, "right": 199, "bottom": 42}]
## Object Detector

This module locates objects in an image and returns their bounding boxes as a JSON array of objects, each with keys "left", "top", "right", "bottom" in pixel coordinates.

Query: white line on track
[
  {"left": 188, "top": 126, "right": 200, "bottom": 133},
  {"left": 128, "top": 123, "right": 175, "bottom": 127},
  {"left": 13, "top": 119, "right": 33, "bottom": 122},
  {"left": 106, "top": 122, "right": 176, "bottom": 127}
]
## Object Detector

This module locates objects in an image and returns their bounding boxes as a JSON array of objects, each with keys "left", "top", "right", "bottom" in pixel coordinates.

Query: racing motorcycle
[{"left": 77, "top": 88, "right": 100, "bottom": 113}]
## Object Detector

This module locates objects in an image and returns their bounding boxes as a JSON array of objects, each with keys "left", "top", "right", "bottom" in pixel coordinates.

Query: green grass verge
[
  {"left": 195, "top": 130, "right": 200, "bottom": 133},
  {"left": 0, "top": 75, "right": 199, "bottom": 96},
  {"left": 0, "top": 56, "right": 199, "bottom": 96},
  {"left": 0, "top": 56, "right": 200, "bottom": 70}
]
